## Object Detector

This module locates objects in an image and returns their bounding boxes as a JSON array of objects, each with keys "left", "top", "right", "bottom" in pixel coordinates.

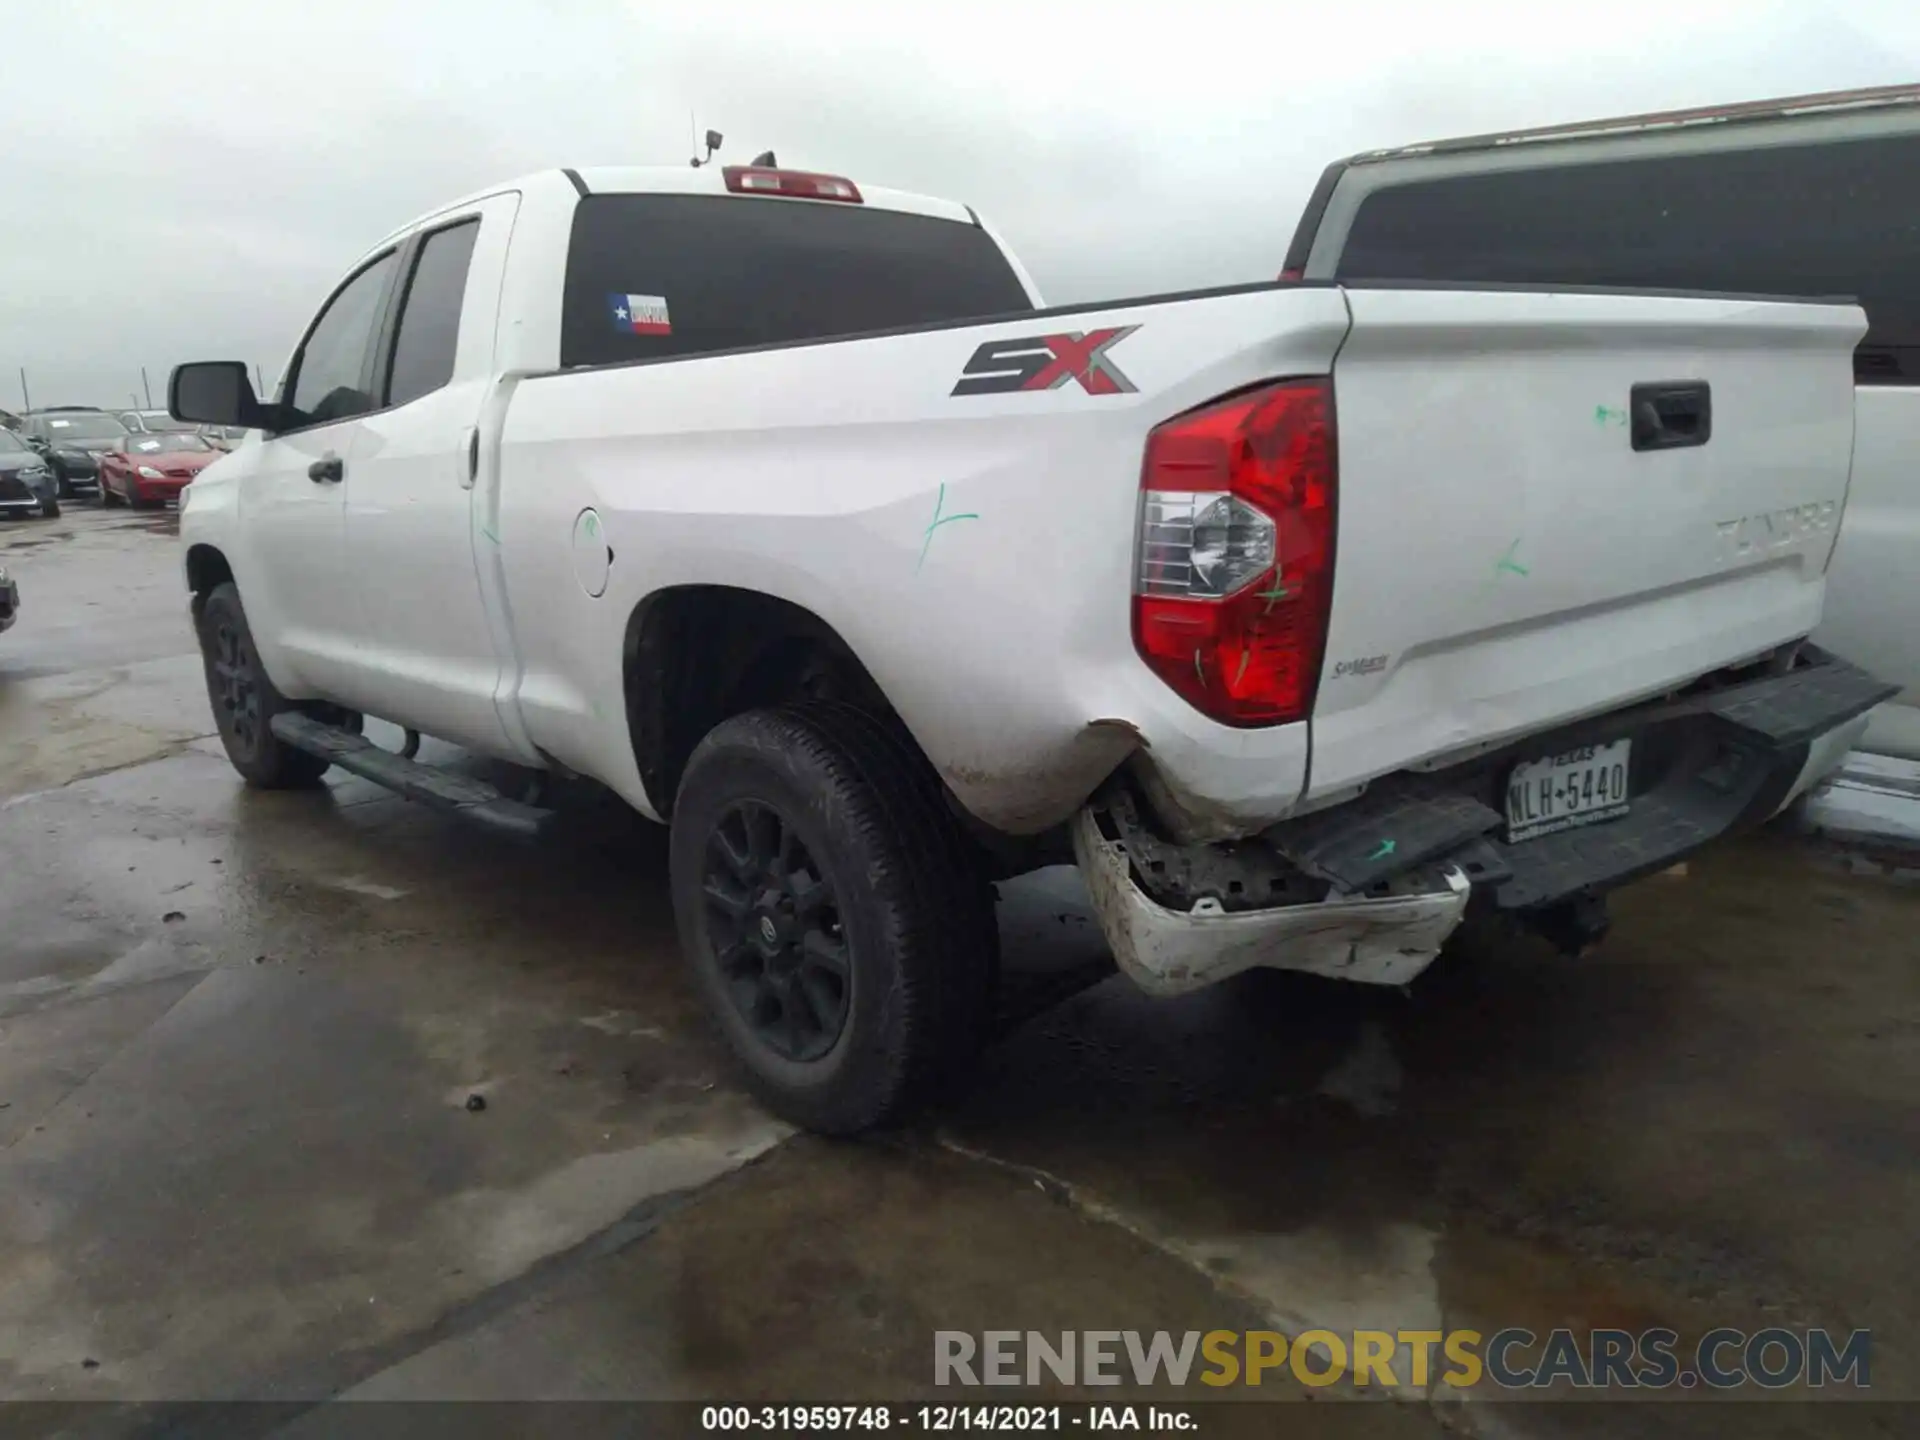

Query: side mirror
[{"left": 170, "top": 361, "right": 272, "bottom": 429}]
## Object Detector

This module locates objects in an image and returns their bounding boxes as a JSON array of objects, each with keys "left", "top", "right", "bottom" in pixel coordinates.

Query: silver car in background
[
  {"left": 119, "top": 408, "right": 199, "bottom": 436},
  {"left": 0, "top": 428, "right": 59, "bottom": 518}
]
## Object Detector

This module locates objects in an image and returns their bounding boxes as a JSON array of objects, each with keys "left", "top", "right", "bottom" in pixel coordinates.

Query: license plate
[{"left": 1505, "top": 739, "right": 1631, "bottom": 842}]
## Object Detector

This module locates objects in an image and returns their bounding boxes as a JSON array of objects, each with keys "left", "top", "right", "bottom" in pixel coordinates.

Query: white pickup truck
[{"left": 171, "top": 162, "right": 1893, "bottom": 1133}]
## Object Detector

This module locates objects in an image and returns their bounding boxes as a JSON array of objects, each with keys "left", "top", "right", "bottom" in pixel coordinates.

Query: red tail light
[
  {"left": 1132, "top": 379, "right": 1336, "bottom": 727},
  {"left": 722, "top": 166, "right": 863, "bottom": 203}
]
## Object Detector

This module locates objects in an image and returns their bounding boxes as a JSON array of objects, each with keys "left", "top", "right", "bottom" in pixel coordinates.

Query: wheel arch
[
  {"left": 185, "top": 542, "right": 235, "bottom": 617},
  {"left": 621, "top": 584, "right": 898, "bottom": 818}
]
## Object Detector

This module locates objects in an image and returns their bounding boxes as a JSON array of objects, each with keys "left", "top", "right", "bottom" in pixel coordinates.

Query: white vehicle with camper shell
[
  {"left": 170, "top": 160, "right": 1893, "bottom": 1132},
  {"left": 1280, "top": 82, "right": 1920, "bottom": 776}
]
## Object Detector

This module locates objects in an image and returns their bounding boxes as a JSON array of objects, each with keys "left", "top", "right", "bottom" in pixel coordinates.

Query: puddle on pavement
[
  {"left": 3, "top": 526, "right": 1913, "bottom": 1411},
  {"left": 0, "top": 529, "right": 73, "bottom": 550},
  {"left": 0, "top": 793, "right": 784, "bottom": 1400},
  {"left": 1316, "top": 1020, "right": 1403, "bottom": 1118},
  {"left": 937, "top": 831, "right": 1920, "bottom": 1402}
]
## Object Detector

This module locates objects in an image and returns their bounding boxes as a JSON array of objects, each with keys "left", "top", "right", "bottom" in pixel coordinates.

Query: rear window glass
[
  {"left": 39, "top": 413, "right": 127, "bottom": 440},
  {"left": 1334, "top": 134, "right": 1920, "bottom": 379},
  {"left": 560, "top": 192, "right": 1031, "bottom": 368}
]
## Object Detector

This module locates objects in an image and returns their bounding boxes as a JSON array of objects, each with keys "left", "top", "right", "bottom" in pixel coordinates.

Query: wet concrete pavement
[{"left": 2, "top": 509, "right": 1915, "bottom": 1434}]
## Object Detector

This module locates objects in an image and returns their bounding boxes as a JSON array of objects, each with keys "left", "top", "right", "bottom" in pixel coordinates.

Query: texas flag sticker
[{"left": 608, "top": 292, "right": 672, "bottom": 335}]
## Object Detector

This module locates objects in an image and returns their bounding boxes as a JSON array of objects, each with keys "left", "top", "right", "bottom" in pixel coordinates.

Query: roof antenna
[
  {"left": 689, "top": 127, "right": 723, "bottom": 168},
  {"left": 750, "top": 149, "right": 777, "bottom": 167}
]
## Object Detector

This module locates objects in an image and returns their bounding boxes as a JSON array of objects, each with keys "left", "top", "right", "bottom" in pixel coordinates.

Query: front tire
[
  {"left": 194, "top": 582, "right": 332, "bottom": 789},
  {"left": 669, "top": 702, "right": 998, "bottom": 1134},
  {"left": 100, "top": 475, "right": 122, "bottom": 507},
  {"left": 39, "top": 493, "right": 59, "bottom": 518}
]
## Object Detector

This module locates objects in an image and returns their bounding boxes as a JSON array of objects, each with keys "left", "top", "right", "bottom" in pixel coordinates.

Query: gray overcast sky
[{"left": 4, "top": 0, "right": 1917, "bottom": 408}]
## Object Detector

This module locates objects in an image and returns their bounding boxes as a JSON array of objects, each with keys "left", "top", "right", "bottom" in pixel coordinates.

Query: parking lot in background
[{"left": 2, "top": 508, "right": 1916, "bottom": 1434}]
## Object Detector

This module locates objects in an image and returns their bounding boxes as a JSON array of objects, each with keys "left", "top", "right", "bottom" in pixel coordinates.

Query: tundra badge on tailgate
[{"left": 951, "top": 325, "right": 1140, "bottom": 397}]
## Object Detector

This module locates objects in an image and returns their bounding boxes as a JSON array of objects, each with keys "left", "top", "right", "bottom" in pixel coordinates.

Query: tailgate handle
[{"left": 1630, "top": 381, "right": 1711, "bottom": 452}]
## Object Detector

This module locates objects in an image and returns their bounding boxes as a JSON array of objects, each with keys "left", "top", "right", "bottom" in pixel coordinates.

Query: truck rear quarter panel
[{"left": 492, "top": 286, "right": 1354, "bottom": 831}]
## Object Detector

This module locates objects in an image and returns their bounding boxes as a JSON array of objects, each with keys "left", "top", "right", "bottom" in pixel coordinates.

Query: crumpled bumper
[
  {"left": 1072, "top": 807, "right": 1471, "bottom": 995},
  {"left": 1070, "top": 647, "right": 1895, "bottom": 996}
]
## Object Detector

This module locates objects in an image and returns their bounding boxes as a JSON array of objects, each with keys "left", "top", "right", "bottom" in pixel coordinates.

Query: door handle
[
  {"left": 1630, "top": 382, "right": 1712, "bottom": 452},
  {"left": 308, "top": 456, "right": 344, "bottom": 484}
]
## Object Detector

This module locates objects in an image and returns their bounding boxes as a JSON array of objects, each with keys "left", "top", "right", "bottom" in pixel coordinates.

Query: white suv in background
[{"left": 1282, "top": 83, "right": 1920, "bottom": 779}]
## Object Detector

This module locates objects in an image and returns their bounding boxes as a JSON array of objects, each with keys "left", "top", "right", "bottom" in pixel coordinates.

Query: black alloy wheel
[
  {"left": 668, "top": 702, "right": 998, "bottom": 1133},
  {"left": 194, "top": 582, "right": 333, "bottom": 788},
  {"left": 702, "top": 800, "right": 852, "bottom": 1063},
  {"left": 210, "top": 610, "right": 263, "bottom": 757}
]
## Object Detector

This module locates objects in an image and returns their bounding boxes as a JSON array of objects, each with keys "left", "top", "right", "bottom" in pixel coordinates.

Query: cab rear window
[{"left": 560, "top": 193, "right": 1031, "bottom": 368}]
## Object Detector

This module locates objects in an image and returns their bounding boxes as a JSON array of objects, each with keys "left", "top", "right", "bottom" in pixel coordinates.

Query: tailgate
[{"left": 1309, "top": 286, "right": 1866, "bottom": 801}]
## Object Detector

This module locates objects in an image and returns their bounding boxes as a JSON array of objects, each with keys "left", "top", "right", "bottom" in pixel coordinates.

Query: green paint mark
[
  {"left": 1233, "top": 650, "right": 1250, "bottom": 686},
  {"left": 1194, "top": 650, "right": 1207, "bottom": 687},
  {"left": 1495, "top": 539, "right": 1530, "bottom": 578},
  {"left": 1256, "top": 575, "right": 1293, "bottom": 614},
  {"left": 1594, "top": 404, "right": 1628, "bottom": 428},
  {"left": 479, "top": 524, "right": 499, "bottom": 545},
  {"left": 585, "top": 513, "right": 599, "bottom": 538},
  {"left": 915, "top": 481, "right": 980, "bottom": 572},
  {"left": 1367, "top": 839, "right": 1396, "bottom": 861}
]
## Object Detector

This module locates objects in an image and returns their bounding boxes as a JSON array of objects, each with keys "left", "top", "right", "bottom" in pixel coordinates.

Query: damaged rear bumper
[
  {"left": 1072, "top": 807, "right": 1471, "bottom": 994},
  {"left": 1074, "top": 646, "right": 1895, "bottom": 995}
]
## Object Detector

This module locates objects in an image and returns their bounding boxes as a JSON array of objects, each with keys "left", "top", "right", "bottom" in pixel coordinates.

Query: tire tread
[
  {"left": 196, "top": 582, "right": 333, "bottom": 789},
  {"left": 673, "top": 701, "right": 996, "bottom": 1132}
]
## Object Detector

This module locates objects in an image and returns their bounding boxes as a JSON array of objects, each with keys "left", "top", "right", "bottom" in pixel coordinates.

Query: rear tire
[
  {"left": 669, "top": 701, "right": 998, "bottom": 1134},
  {"left": 194, "top": 582, "right": 332, "bottom": 789},
  {"left": 39, "top": 493, "right": 59, "bottom": 518}
]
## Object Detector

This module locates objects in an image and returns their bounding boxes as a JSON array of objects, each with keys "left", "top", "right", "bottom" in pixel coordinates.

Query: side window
[
  {"left": 286, "top": 250, "right": 400, "bottom": 429},
  {"left": 386, "top": 220, "right": 480, "bottom": 408}
]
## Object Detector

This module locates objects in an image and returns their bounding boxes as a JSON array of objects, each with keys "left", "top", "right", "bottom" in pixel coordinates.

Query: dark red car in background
[{"left": 99, "top": 432, "right": 222, "bottom": 509}]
